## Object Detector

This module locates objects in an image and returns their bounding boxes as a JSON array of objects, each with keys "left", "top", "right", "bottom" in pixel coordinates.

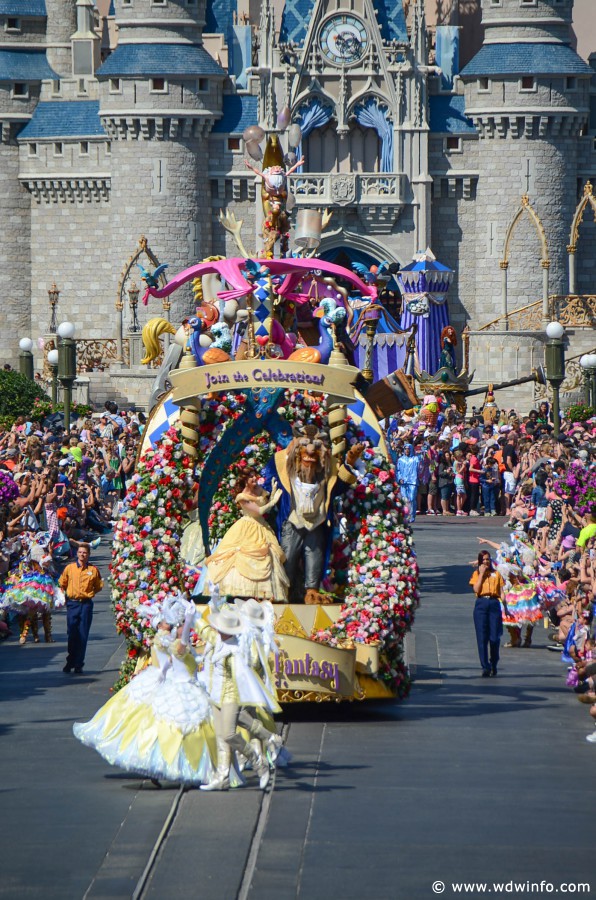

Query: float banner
[
  {"left": 274, "top": 635, "right": 356, "bottom": 697},
  {"left": 170, "top": 360, "right": 362, "bottom": 406}
]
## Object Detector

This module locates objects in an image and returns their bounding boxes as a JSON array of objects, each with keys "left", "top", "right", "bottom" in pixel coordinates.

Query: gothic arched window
[{"left": 304, "top": 122, "right": 381, "bottom": 173}]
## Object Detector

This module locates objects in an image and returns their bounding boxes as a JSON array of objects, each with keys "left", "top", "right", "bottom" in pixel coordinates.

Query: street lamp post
[
  {"left": 544, "top": 321, "right": 566, "bottom": 438},
  {"left": 47, "top": 348, "right": 59, "bottom": 406},
  {"left": 57, "top": 321, "right": 77, "bottom": 433},
  {"left": 127, "top": 281, "right": 141, "bottom": 333},
  {"left": 580, "top": 353, "right": 596, "bottom": 408},
  {"left": 18, "top": 338, "right": 34, "bottom": 381},
  {"left": 48, "top": 283, "right": 60, "bottom": 333}
]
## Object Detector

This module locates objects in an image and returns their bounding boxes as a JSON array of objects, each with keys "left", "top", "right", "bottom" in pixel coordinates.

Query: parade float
[{"left": 110, "top": 123, "right": 421, "bottom": 703}]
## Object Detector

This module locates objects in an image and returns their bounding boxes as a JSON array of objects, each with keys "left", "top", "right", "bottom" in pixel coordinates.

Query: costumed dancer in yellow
[
  {"left": 205, "top": 468, "right": 289, "bottom": 602},
  {"left": 198, "top": 589, "right": 282, "bottom": 792},
  {"left": 73, "top": 594, "right": 216, "bottom": 786}
]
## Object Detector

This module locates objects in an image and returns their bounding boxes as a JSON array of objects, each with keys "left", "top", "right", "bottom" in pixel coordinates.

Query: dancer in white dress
[
  {"left": 197, "top": 593, "right": 281, "bottom": 791},
  {"left": 73, "top": 595, "right": 216, "bottom": 785}
]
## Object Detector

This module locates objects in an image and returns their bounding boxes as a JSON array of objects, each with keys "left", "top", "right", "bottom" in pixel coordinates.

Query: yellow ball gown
[
  {"left": 73, "top": 632, "right": 217, "bottom": 785},
  {"left": 205, "top": 491, "right": 289, "bottom": 602}
]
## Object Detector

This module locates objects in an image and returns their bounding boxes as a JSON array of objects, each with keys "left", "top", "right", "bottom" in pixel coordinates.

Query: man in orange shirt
[{"left": 59, "top": 545, "right": 103, "bottom": 674}]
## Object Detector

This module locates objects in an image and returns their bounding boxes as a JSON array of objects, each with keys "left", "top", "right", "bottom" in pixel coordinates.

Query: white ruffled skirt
[{"left": 73, "top": 666, "right": 216, "bottom": 785}]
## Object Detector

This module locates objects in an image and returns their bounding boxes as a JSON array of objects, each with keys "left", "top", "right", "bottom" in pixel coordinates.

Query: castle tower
[
  {"left": 97, "top": 0, "right": 226, "bottom": 322},
  {"left": 0, "top": 1, "right": 59, "bottom": 361},
  {"left": 45, "top": 0, "right": 76, "bottom": 76},
  {"left": 458, "top": 0, "right": 592, "bottom": 327}
]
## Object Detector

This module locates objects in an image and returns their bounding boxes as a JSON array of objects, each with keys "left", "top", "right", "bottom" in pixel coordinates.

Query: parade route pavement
[{"left": 1, "top": 520, "right": 595, "bottom": 899}]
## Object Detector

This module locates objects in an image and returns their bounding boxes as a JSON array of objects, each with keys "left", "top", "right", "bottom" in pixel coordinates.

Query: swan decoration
[{"left": 288, "top": 298, "right": 346, "bottom": 365}]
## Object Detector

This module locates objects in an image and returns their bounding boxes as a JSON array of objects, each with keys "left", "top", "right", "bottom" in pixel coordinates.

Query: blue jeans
[
  {"left": 66, "top": 600, "right": 94, "bottom": 670},
  {"left": 473, "top": 596, "right": 503, "bottom": 672},
  {"left": 481, "top": 483, "right": 497, "bottom": 514}
]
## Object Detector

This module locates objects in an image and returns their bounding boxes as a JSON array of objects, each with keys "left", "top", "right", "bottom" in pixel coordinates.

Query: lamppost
[
  {"left": 580, "top": 353, "right": 596, "bottom": 408},
  {"left": 57, "top": 321, "right": 77, "bottom": 433},
  {"left": 18, "top": 338, "right": 34, "bottom": 381},
  {"left": 48, "top": 283, "right": 60, "bottom": 333},
  {"left": 128, "top": 281, "right": 141, "bottom": 333},
  {"left": 544, "top": 321, "right": 565, "bottom": 438},
  {"left": 47, "top": 348, "right": 59, "bottom": 406}
]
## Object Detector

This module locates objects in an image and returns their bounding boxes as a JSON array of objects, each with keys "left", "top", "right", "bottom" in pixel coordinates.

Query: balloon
[
  {"left": 277, "top": 105, "right": 291, "bottom": 130},
  {"left": 245, "top": 140, "right": 263, "bottom": 161},
  {"left": 288, "top": 124, "right": 302, "bottom": 148},
  {"left": 242, "top": 125, "right": 265, "bottom": 143},
  {"left": 286, "top": 192, "right": 296, "bottom": 211},
  {"left": 284, "top": 151, "right": 297, "bottom": 167}
]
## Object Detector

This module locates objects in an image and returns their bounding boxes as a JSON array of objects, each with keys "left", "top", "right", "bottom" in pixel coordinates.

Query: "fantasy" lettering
[{"left": 275, "top": 652, "right": 340, "bottom": 692}]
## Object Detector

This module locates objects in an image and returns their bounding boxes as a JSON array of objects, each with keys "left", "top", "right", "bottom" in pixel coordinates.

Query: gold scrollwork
[
  {"left": 552, "top": 294, "right": 596, "bottom": 329},
  {"left": 569, "top": 181, "right": 596, "bottom": 251},
  {"left": 277, "top": 689, "right": 351, "bottom": 703},
  {"left": 479, "top": 295, "right": 596, "bottom": 333},
  {"left": 43, "top": 337, "right": 130, "bottom": 376},
  {"left": 478, "top": 300, "right": 544, "bottom": 332},
  {"left": 502, "top": 194, "right": 549, "bottom": 267}
]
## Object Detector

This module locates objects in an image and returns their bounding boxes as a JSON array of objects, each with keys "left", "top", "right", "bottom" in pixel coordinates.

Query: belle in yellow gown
[{"left": 205, "top": 470, "right": 289, "bottom": 602}]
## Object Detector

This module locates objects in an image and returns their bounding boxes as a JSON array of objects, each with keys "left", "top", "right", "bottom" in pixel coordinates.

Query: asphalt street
[{"left": 0, "top": 519, "right": 594, "bottom": 900}]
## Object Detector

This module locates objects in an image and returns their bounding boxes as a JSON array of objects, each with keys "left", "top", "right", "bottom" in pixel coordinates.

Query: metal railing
[{"left": 478, "top": 295, "right": 596, "bottom": 332}]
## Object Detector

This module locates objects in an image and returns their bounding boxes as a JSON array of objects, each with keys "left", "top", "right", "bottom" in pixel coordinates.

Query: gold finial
[
  {"left": 139, "top": 235, "right": 147, "bottom": 250},
  {"left": 584, "top": 181, "right": 593, "bottom": 196},
  {"left": 521, "top": 194, "right": 530, "bottom": 207}
]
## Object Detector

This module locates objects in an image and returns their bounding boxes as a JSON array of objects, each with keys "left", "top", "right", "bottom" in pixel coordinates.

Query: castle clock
[{"left": 319, "top": 14, "right": 368, "bottom": 66}]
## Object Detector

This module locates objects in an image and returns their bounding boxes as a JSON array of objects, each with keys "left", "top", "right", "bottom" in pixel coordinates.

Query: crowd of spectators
[
  {"left": 0, "top": 402, "right": 145, "bottom": 642},
  {"left": 391, "top": 397, "right": 596, "bottom": 743},
  {"left": 390, "top": 401, "right": 594, "bottom": 519}
]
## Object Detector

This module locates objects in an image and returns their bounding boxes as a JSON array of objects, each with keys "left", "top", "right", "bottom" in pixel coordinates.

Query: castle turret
[
  {"left": 45, "top": 0, "right": 76, "bottom": 76},
  {"left": 459, "top": 0, "right": 592, "bottom": 325},
  {"left": 97, "top": 0, "right": 226, "bottom": 323},
  {"left": 0, "top": 1, "right": 58, "bottom": 361}
]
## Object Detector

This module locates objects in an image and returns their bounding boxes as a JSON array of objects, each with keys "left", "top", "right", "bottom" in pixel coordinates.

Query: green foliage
[
  {"left": 0, "top": 370, "right": 47, "bottom": 419},
  {"left": 565, "top": 403, "right": 595, "bottom": 423}
]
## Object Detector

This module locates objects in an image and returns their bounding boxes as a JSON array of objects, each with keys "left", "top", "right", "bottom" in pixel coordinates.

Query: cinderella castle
[{"left": 1, "top": 0, "right": 595, "bottom": 409}]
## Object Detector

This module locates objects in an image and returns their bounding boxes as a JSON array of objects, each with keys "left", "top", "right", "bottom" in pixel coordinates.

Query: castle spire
[
  {"left": 412, "top": 0, "right": 427, "bottom": 66},
  {"left": 259, "top": 0, "right": 275, "bottom": 70}
]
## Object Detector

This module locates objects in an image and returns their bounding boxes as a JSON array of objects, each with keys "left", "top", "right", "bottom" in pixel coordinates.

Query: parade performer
[
  {"left": 2, "top": 536, "right": 64, "bottom": 644},
  {"left": 478, "top": 537, "right": 543, "bottom": 649},
  {"left": 395, "top": 443, "right": 421, "bottom": 524},
  {"left": 263, "top": 426, "right": 363, "bottom": 603},
  {"left": 501, "top": 569, "right": 542, "bottom": 648},
  {"left": 197, "top": 596, "right": 280, "bottom": 792},
  {"left": 205, "top": 469, "right": 288, "bottom": 601},
  {"left": 234, "top": 598, "right": 285, "bottom": 766},
  {"left": 73, "top": 595, "right": 216, "bottom": 786}
]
